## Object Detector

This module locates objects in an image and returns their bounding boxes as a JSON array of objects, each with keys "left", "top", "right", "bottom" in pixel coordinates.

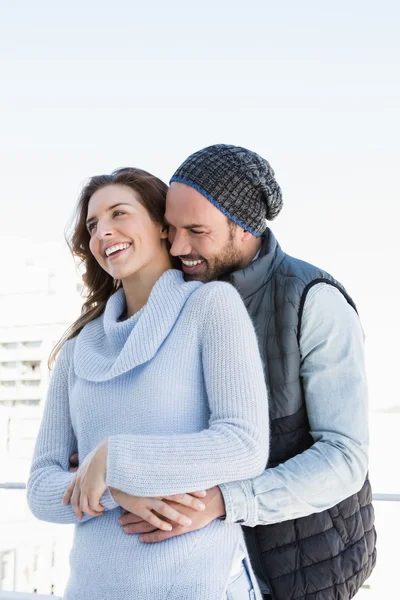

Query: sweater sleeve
[
  {"left": 106, "top": 283, "right": 269, "bottom": 497},
  {"left": 27, "top": 339, "right": 118, "bottom": 524}
]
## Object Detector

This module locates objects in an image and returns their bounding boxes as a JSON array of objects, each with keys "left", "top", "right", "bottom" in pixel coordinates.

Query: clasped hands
[{"left": 63, "top": 443, "right": 225, "bottom": 543}]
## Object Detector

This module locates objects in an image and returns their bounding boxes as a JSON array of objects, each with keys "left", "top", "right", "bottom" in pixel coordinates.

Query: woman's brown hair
[{"left": 49, "top": 167, "right": 170, "bottom": 367}]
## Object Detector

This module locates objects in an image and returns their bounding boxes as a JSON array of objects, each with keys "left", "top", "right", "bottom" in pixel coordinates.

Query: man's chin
[
  {"left": 183, "top": 269, "right": 230, "bottom": 284},
  {"left": 183, "top": 272, "right": 208, "bottom": 282},
  {"left": 181, "top": 261, "right": 208, "bottom": 282},
  {"left": 182, "top": 259, "right": 241, "bottom": 283}
]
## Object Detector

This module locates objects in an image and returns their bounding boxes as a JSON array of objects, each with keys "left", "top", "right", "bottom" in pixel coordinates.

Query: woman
[{"left": 27, "top": 168, "right": 269, "bottom": 600}]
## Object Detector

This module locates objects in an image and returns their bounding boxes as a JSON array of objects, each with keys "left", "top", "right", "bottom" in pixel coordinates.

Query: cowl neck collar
[{"left": 73, "top": 269, "right": 202, "bottom": 382}]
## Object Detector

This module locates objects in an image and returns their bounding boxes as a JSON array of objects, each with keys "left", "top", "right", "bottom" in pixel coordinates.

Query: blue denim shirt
[{"left": 220, "top": 282, "right": 369, "bottom": 526}]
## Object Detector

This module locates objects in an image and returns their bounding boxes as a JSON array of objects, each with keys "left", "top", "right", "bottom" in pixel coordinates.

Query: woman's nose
[{"left": 95, "top": 221, "right": 114, "bottom": 239}]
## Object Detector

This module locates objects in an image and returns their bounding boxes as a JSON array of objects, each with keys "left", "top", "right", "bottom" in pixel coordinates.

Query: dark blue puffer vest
[{"left": 229, "top": 230, "right": 376, "bottom": 600}]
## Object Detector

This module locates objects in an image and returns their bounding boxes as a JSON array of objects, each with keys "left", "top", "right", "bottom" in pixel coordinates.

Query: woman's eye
[
  {"left": 88, "top": 223, "right": 97, "bottom": 233},
  {"left": 113, "top": 211, "right": 125, "bottom": 217}
]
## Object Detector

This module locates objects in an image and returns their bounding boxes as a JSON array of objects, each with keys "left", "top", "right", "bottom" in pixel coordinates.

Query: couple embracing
[{"left": 28, "top": 144, "right": 376, "bottom": 600}]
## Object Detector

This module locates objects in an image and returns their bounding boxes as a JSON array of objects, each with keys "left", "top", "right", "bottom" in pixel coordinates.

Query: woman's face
[{"left": 87, "top": 184, "right": 168, "bottom": 281}]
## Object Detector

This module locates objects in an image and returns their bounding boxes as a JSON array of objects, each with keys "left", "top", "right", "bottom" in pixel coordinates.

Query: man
[{"left": 72, "top": 145, "right": 376, "bottom": 599}]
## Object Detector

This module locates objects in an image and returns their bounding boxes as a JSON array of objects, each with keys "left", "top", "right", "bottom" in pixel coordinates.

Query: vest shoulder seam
[{"left": 297, "top": 278, "right": 358, "bottom": 344}]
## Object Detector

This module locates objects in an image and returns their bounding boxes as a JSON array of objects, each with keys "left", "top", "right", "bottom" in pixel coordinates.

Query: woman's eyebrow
[{"left": 86, "top": 203, "right": 132, "bottom": 226}]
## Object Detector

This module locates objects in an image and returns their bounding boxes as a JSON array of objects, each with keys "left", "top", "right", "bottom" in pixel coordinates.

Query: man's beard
[{"left": 183, "top": 240, "right": 243, "bottom": 283}]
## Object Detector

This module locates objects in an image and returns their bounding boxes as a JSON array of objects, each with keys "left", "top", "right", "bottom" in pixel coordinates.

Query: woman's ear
[{"left": 160, "top": 225, "right": 169, "bottom": 240}]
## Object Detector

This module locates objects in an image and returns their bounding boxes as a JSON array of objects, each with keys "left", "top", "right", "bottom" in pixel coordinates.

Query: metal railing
[
  {"left": 371, "top": 493, "right": 400, "bottom": 501},
  {"left": 0, "top": 592, "right": 61, "bottom": 599},
  {"left": 0, "top": 483, "right": 26, "bottom": 489}
]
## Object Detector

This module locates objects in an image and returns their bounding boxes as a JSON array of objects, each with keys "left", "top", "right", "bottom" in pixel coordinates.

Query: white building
[
  {"left": 0, "top": 322, "right": 74, "bottom": 482},
  {"left": 0, "top": 238, "right": 82, "bottom": 595}
]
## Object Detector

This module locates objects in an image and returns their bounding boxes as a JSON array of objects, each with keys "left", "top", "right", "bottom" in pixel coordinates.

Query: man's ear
[{"left": 241, "top": 229, "right": 254, "bottom": 242}]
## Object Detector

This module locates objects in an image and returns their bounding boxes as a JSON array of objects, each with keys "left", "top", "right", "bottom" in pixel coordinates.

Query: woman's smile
[{"left": 104, "top": 242, "right": 132, "bottom": 261}]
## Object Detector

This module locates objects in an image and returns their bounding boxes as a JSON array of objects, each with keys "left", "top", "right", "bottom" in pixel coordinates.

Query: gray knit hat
[{"left": 170, "top": 144, "right": 283, "bottom": 236}]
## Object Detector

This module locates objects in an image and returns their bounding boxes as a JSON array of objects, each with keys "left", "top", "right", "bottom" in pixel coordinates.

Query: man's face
[{"left": 165, "top": 182, "right": 244, "bottom": 282}]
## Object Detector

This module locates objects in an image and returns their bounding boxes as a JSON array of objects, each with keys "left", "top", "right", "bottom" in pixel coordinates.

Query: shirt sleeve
[
  {"left": 27, "top": 340, "right": 118, "bottom": 524},
  {"left": 220, "top": 283, "right": 369, "bottom": 526},
  {"left": 106, "top": 283, "right": 270, "bottom": 497}
]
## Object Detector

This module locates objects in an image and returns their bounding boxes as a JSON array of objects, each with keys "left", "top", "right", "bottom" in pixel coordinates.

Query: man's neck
[{"left": 239, "top": 237, "right": 263, "bottom": 269}]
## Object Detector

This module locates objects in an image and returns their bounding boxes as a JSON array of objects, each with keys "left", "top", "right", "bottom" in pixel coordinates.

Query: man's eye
[{"left": 190, "top": 230, "right": 204, "bottom": 235}]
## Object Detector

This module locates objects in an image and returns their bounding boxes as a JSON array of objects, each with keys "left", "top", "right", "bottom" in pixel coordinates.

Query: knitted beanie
[{"left": 170, "top": 144, "right": 283, "bottom": 236}]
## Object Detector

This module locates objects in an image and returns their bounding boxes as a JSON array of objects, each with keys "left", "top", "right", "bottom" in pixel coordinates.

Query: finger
[
  {"left": 163, "top": 493, "right": 206, "bottom": 512},
  {"left": 88, "top": 492, "right": 105, "bottom": 515},
  {"left": 80, "top": 492, "right": 90, "bottom": 516},
  {"left": 68, "top": 467, "right": 78, "bottom": 473},
  {"left": 153, "top": 500, "right": 193, "bottom": 527},
  {"left": 118, "top": 513, "right": 146, "bottom": 527},
  {"left": 69, "top": 453, "right": 79, "bottom": 466},
  {"left": 137, "top": 509, "right": 173, "bottom": 532},
  {"left": 123, "top": 521, "right": 157, "bottom": 535},
  {"left": 140, "top": 528, "right": 185, "bottom": 544},
  {"left": 80, "top": 492, "right": 103, "bottom": 517},
  {"left": 62, "top": 480, "right": 76, "bottom": 506},
  {"left": 190, "top": 491, "right": 207, "bottom": 498},
  {"left": 71, "top": 483, "right": 83, "bottom": 520}
]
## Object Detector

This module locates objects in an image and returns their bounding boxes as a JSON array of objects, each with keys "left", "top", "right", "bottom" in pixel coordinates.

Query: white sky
[{"left": 0, "top": 0, "right": 399, "bottom": 409}]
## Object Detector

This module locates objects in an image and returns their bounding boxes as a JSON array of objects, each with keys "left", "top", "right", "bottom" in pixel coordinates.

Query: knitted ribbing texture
[{"left": 27, "top": 269, "right": 269, "bottom": 600}]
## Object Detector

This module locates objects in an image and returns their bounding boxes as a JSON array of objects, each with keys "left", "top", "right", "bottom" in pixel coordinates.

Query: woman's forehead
[{"left": 87, "top": 185, "right": 139, "bottom": 215}]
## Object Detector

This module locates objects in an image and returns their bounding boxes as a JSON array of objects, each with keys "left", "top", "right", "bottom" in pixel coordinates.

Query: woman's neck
[{"left": 121, "top": 257, "right": 173, "bottom": 318}]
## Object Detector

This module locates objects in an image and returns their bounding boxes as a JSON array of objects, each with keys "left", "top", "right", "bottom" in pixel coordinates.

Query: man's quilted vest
[{"left": 229, "top": 230, "right": 376, "bottom": 600}]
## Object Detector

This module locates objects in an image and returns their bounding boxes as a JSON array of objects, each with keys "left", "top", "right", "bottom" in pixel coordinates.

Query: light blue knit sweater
[{"left": 27, "top": 270, "right": 269, "bottom": 600}]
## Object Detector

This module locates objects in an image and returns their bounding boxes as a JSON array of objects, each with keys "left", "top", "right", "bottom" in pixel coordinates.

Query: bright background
[
  {"left": 1, "top": 0, "right": 399, "bottom": 412},
  {"left": 0, "top": 1, "right": 399, "bottom": 597}
]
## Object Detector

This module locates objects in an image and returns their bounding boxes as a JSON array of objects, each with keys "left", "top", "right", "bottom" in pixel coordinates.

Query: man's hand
[
  {"left": 69, "top": 453, "right": 79, "bottom": 473},
  {"left": 110, "top": 488, "right": 207, "bottom": 532},
  {"left": 119, "top": 486, "right": 226, "bottom": 543}
]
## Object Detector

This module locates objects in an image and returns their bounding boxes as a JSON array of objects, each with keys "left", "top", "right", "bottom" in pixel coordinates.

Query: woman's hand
[
  {"left": 62, "top": 438, "right": 207, "bottom": 528},
  {"left": 110, "top": 488, "right": 207, "bottom": 532},
  {"left": 62, "top": 440, "right": 108, "bottom": 520}
]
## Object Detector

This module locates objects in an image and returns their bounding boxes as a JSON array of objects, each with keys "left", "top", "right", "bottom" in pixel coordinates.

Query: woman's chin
[{"left": 109, "top": 265, "right": 141, "bottom": 281}]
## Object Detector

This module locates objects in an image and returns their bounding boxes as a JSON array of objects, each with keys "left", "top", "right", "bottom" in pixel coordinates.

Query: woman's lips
[{"left": 106, "top": 246, "right": 131, "bottom": 261}]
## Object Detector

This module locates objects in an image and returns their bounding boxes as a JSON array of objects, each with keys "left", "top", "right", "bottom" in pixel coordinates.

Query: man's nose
[{"left": 169, "top": 230, "right": 191, "bottom": 257}]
